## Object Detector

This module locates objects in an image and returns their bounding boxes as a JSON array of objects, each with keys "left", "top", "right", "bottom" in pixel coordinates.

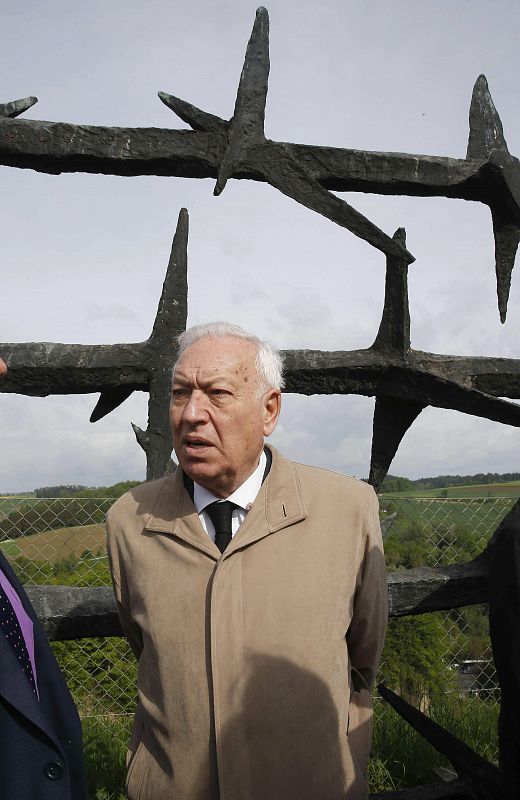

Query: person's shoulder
[
  {"left": 294, "top": 460, "right": 371, "bottom": 491},
  {"left": 107, "top": 474, "right": 174, "bottom": 522},
  {"left": 270, "top": 446, "right": 371, "bottom": 493},
  {"left": 278, "top": 461, "right": 377, "bottom": 509}
]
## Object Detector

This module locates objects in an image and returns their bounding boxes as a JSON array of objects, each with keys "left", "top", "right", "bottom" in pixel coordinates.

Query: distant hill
[
  {"left": 380, "top": 472, "right": 520, "bottom": 492},
  {"left": 34, "top": 481, "right": 141, "bottom": 499}
]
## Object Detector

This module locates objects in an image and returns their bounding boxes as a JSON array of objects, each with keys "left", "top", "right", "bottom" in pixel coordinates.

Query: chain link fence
[
  {"left": 377, "top": 493, "right": 517, "bottom": 768},
  {"left": 0, "top": 493, "right": 517, "bottom": 796},
  {"left": 0, "top": 496, "right": 134, "bottom": 798}
]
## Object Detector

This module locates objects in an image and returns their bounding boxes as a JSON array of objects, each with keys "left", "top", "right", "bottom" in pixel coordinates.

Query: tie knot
[
  {"left": 204, "top": 501, "right": 237, "bottom": 553},
  {"left": 205, "top": 501, "right": 236, "bottom": 534}
]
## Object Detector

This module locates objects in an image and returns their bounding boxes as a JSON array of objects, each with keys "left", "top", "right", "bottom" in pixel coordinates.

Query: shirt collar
[{"left": 193, "top": 450, "right": 267, "bottom": 514}]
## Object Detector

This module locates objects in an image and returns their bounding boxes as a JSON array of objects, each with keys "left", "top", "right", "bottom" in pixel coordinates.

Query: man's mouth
[{"left": 183, "top": 437, "right": 213, "bottom": 450}]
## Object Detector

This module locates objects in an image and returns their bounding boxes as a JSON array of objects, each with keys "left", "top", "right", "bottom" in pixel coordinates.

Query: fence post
[{"left": 488, "top": 503, "right": 520, "bottom": 799}]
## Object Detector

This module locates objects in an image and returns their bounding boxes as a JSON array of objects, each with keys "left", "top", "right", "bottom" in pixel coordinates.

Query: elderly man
[
  {"left": 106, "top": 322, "right": 387, "bottom": 800},
  {"left": 0, "top": 357, "right": 87, "bottom": 799}
]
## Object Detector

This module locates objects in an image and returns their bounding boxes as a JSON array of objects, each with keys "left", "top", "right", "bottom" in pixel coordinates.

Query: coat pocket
[
  {"left": 126, "top": 738, "right": 151, "bottom": 800},
  {"left": 347, "top": 687, "right": 373, "bottom": 768}
]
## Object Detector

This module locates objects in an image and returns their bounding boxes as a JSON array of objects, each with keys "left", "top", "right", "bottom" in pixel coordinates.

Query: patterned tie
[
  {"left": 0, "top": 582, "right": 37, "bottom": 693},
  {"left": 205, "top": 501, "right": 237, "bottom": 553}
]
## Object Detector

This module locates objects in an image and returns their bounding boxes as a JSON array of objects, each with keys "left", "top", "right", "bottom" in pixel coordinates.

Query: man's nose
[{"left": 183, "top": 390, "right": 208, "bottom": 423}]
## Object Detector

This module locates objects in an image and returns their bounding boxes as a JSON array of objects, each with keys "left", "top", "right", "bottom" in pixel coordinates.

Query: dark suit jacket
[{"left": 0, "top": 551, "right": 87, "bottom": 800}]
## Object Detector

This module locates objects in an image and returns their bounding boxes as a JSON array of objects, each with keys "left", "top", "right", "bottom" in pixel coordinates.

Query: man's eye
[{"left": 171, "top": 388, "right": 187, "bottom": 399}]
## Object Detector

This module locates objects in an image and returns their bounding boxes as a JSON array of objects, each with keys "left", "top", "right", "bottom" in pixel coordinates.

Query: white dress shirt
[{"left": 193, "top": 450, "right": 267, "bottom": 542}]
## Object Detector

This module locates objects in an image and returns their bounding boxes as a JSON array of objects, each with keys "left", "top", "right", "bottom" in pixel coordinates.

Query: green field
[
  {"left": 0, "top": 539, "right": 22, "bottom": 557},
  {"left": 0, "top": 523, "right": 106, "bottom": 563},
  {"left": 0, "top": 497, "right": 33, "bottom": 519},
  {"left": 382, "top": 481, "right": 520, "bottom": 498}
]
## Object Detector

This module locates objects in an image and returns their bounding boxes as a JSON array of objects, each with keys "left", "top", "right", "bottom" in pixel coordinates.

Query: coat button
[{"left": 44, "top": 761, "right": 64, "bottom": 780}]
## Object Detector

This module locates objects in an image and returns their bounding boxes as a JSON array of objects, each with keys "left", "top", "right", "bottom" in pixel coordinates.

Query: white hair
[{"left": 175, "top": 322, "right": 284, "bottom": 391}]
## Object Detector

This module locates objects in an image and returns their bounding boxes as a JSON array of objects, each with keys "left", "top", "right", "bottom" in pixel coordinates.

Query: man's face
[
  {"left": 0, "top": 358, "right": 6, "bottom": 377},
  {"left": 170, "top": 337, "right": 281, "bottom": 498}
]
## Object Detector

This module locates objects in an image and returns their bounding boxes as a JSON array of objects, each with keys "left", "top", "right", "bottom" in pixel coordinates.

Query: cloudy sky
[{"left": 2, "top": 0, "right": 520, "bottom": 492}]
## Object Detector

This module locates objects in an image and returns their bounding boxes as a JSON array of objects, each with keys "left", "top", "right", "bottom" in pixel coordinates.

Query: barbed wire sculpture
[{"left": 1, "top": 7, "right": 520, "bottom": 489}]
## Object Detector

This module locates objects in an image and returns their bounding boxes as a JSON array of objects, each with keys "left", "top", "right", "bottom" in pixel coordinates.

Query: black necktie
[
  {"left": 205, "top": 501, "right": 237, "bottom": 553},
  {"left": 0, "top": 582, "right": 37, "bottom": 693}
]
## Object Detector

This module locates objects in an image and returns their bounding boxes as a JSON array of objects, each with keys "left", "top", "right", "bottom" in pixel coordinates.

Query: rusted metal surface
[{"left": 0, "top": 9, "right": 518, "bottom": 318}]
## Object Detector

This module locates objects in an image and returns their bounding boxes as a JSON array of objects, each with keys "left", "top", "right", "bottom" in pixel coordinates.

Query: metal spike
[
  {"left": 215, "top": 6, "right": 270, "bottom": 195},
  {"left": 90, "top": 387, "right": 135, "bottom": 422},
  {"left": 149, "top": 208, "right": 189, "bottom": 342},
  {"left": 0, "top": 96, "right": 38, "bottom": 119},
  {"left": 492, "top": 209, "right": 520, "bottom": 323},
  {"left": 467, "top": 75, "right": 508, "bottom": 160},
  {"left": 372, "top": 228, "right": 412, "bottom": 353},
  {"left": 131, "top": 422, "right": 150, "bottom": 453},
  {"left": 368, "top": 397, "right": 425, "bottom": 490},
  {"left": 158, "top": 92, "right": 227, "bottom": 132}
]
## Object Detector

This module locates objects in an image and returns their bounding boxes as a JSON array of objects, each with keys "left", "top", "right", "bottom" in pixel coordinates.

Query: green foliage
[
  {"left": 35, "top": 485, "right": 89, "bottom": 498},
  {"left": 381, "top": 503, "right": 490, "bottom": 569},
  {"left": 380, "top": 508, "right": 493, "bottom": 706},
  {"left": 82, "top": 716, "right": 130, "bottom": 799},
  {"left": 52, "top": 638, "right": 137, "bottom": 715},
  {"left": 379, "top": 614, "right": 454, "bottom": 704},
  {"left": 380, "top": 475, "right": 414, "bottom": 492},
  {"left": 383, "top": 521, "right": 431, "bottom": 569},
  {"left": 8, "top": 555, "right": 55, "bottom": 583},
  {"left": 448, "top": 605, "right": 491, "bottom": 664},
  {"left": 6, "top": 553, "right": 112, "bottom": 586},
  {"left": 51, "top": 553, "right": 112, "bottom": 587},
  {"left": 367, "top": 757, "right": 397, "bottom": 793},
  {"left": 34, "top": 481, "right": 140, "bottom": 499}
]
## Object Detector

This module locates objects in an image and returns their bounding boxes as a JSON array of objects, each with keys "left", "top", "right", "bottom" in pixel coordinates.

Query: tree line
[
  {"left": 34, "top": 481, "right": 140, "bottom": 499},
  {"left": 381, "top": 472, "right": 520, "bottom": 492}
]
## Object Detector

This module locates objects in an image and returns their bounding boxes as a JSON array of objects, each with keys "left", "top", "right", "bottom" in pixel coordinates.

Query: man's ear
[{"left": 263, "top": 389, "right": 281, "bottom": 436}]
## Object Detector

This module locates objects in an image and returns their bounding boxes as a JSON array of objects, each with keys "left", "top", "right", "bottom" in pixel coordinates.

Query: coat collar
[{"left": 144, "top": 446, "right": 307, "bottom": 558}]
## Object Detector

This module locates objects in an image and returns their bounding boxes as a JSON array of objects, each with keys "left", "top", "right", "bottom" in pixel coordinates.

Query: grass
[
  {"left": 370, "top": 695, "right": 499, "bottom": 789},
  {"left": 0, "top": 539, "right": 22, "bottom": 557},
  {"left": 82, "top": 715, "right": 130, "bottom": 800}
]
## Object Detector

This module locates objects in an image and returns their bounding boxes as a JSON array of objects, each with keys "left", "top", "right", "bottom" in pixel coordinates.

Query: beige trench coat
[{"left": 106, "top": 446, "right": 388, "bottom": 800}]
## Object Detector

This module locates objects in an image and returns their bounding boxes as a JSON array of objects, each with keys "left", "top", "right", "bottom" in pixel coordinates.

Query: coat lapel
[
  {"left": 223, "top": 446, "right": 307, "bottom": 556},
  {"left": 0, "top": 553, "right": 63, "bottom": 746},
  {"left": 144, "top": 469, "right": 221, "bottom": 559}
]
